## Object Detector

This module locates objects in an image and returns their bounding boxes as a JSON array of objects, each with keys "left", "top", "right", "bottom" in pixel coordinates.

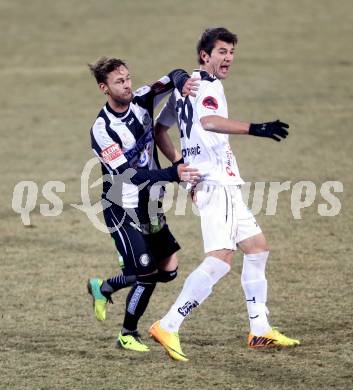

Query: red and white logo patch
[
  {"left": 202, "top": 96, "right": 218, "bottom": 110},
  {"left": 101, "top": 143, "right": 123, "bottom": 162}
]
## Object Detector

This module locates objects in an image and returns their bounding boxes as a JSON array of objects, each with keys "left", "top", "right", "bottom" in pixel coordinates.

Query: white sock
[
  {"left": 241, "top": 251, "right": 271, "bottom": 336},
  {"left": 160, "top": 256, "right": 230, "bottom": 332}
]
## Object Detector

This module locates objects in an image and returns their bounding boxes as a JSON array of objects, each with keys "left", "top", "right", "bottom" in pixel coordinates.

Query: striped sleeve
[
  {"left": 90, "top": 117, "right": 127, "bottom": 170},
  {"left": 134, "top": 69, "right": 189, "bottom": 109}
]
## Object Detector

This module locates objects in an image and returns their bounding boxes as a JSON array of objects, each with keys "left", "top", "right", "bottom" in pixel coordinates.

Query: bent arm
[
  {"left": 151, "top": 69, "right": 189, "bottom": 108},
  {"left": 200, "top": 115, "right": 250, "bottom": 135},
  {"left": 155, "top": 93, "right": 182, "bottom": 163},
  {"left": 155, "top": 122, "right": 182, "bottom": 164}
]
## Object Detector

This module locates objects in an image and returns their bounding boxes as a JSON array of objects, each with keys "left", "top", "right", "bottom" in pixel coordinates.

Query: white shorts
[{"left": 193, "top": 184, "right": 262, "bottom": 253}]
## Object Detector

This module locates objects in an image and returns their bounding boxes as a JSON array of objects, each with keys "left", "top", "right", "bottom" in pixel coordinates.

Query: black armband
[{"left": 172, "top": 157, "right": 184, "bottom": 166}]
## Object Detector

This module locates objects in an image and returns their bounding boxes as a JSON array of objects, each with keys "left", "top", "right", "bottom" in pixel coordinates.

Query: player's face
[
  {"left": 204, "top": 40, "right": 235, "bottom": 79},
  {"left": 102, "top": 65, "right": 133, "bottom": 106}
]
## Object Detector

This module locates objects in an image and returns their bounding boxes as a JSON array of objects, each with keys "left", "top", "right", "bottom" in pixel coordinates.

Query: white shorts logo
[{"left": 139, "top": 253, "right": 150, "bottom": 267}]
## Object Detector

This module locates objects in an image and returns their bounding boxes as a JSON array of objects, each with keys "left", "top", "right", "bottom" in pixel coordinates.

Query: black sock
[
  {"left": 104, "top": 274, "right": 136, "bottom": 294},
  {"left": 122, "top": 282, "right": 156, "bottom": 333}
]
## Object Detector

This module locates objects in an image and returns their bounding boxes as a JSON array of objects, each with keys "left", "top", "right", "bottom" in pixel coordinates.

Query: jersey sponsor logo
[
  {"left": 124, "top": 130, "right": 153, "bottom": 162},
  {"left": 177, "top": 300, "right": 199, "bottom": 317},
  {"left": 225, "top": 145, "right": 236, "bottom": 176},
  {"left": 139, "top": 253, "right": 150, "bottom": 267},
  {"left": 182, "top": 144, "right": 201, "bottom": 158},
  {"left": 226, "top": 166, "right": 236, "bottom": 176},
  {"left": 202, "top": 96, "right": 218, "bottom": 110},
  {"left": 101, "top": 143, "right": 123, "bottom": 163}
]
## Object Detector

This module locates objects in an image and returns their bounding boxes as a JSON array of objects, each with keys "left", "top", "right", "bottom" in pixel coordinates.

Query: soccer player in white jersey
[{"left": 149, "top": 27, "right": 300, "bottom": 361}]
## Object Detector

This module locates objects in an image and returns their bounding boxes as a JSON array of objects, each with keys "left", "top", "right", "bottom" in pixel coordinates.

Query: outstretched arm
[
  {"left": 200, "top": 115, "right": 289, "bottom": 142},
  {"left": 200, "top": 115, "right": 250, "bottom": 134}
]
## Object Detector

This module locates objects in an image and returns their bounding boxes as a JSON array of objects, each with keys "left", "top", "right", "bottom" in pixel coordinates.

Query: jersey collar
[
  {"left": 105, "top": 102, "right": 130, "bottom": 118},
  {"left": 193, "top": 69, "right": 217, "bottom": 81}
]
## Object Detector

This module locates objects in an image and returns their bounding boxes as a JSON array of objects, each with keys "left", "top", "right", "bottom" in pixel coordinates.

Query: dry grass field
[{"left": 1, "top": 0, "right": 352, "bottom": 389}]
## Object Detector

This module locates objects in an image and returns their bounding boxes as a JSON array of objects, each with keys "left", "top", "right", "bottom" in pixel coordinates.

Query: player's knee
[
  {"left": 157, "top": 267, "right": 178, "bottom": 283},
  {"left": 256, "top": 234, "right": 269, "bottom": 252},
  {"left": 136, "top": 270, "right": 159, "bottom": 284}
]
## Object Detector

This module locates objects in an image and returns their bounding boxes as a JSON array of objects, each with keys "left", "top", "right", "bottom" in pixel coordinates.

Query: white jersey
[{"left": 157, "top": 69, "right": 244, "bottom": 185}]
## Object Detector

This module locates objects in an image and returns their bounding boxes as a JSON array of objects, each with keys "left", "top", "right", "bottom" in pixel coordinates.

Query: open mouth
[{"left": 220, "top": 65, "right": 230, "bottom": 72}]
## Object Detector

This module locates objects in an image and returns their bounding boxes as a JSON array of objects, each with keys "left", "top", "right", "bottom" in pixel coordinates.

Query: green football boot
[
  {"left": 117, "top": 331, "right": 150, "bottom": 352},
  {"left": 87, "top": 278, "right": 111, "bottom": 321}
]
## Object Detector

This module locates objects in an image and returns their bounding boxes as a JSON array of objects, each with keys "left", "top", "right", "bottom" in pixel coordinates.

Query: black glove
[{"left": 249, "top": 120, "right": 289, "bottom": 142}]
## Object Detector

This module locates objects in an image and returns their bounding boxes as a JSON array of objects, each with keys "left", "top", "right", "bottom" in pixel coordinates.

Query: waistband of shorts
[{"left": 197, "top": 182, "right": 242, "bottom": 191}]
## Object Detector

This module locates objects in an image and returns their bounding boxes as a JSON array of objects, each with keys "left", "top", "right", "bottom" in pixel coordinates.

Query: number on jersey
[{"left": 176, "top": 97, "right": 193, "bottom": 139}]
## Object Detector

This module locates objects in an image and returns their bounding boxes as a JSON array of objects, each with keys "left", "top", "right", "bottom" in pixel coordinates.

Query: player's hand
[
  {"left": 177, "top": 163, "right": 201, "bottom": 185},
  {"left": 182, "top": 77, "right": 200, "bottom": 97},
  {"left": 249, "top": 120, "right": 289, "bottom": 142}
]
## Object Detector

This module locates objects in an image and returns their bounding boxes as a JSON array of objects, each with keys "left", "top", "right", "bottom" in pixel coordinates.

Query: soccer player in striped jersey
[
  {"left": 149, "top": 28, "right": 300, "bottom": 361},
  {"left": 86, "top": 57, "right": 200, "bottom": 352}
]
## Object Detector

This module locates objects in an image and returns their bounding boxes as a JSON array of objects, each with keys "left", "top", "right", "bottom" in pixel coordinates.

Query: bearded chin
[{"left": 114, "top": 95, "right": 133, "bottom": 106}]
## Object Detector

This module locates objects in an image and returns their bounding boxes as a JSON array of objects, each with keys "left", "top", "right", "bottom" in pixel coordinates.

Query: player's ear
[
  {"left": 99, "top": 83, "right": 109, "bottom": 95},
  {"left": 200, "top": 50, "right": 210, "bottom": 64}
]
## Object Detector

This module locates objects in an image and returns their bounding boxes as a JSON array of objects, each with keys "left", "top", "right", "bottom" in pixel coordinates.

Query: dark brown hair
[
  {"left": 197, "top": 27, "right": 238, "bottom": 64},
  {"left": 88, "top": 57, "right": 127, "bottom": 84}
]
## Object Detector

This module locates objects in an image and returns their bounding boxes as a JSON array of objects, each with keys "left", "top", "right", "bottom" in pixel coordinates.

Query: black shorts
[{"left": 103, "top": 204, "right": 180, "bottom": 276}]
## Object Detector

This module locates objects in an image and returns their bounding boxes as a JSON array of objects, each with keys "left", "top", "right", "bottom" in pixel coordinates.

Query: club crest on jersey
[
  {"left": 137, "top": 149, "right": 149, "bottom": 167},
  {"left": 142, "top": 113, "right": 152, "bottom": 129},
  {"left": 202, "top": 96, "right": 218, "bottom": 110},
  {"left": 101, "top": 144, "right": 123, "bottom": 162}
]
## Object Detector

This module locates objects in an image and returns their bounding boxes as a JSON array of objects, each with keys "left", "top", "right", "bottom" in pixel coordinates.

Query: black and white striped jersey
[{"left": 90, "top": 69, "right": 188, "bottom": 212}]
